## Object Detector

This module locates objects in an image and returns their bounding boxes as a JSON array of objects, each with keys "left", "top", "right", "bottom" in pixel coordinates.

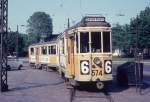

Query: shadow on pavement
[
  {"left": 8, "top": 69, "right": 26, "bottom": 71},
  {"left": 140, "top": 75, "right": 150, "bottom": 95},
  {"left": 140, "top": 82, "right": 150, "bottom": 95},
  {"left": 8, "top": 81, "right": 64, "bottom": 92}
]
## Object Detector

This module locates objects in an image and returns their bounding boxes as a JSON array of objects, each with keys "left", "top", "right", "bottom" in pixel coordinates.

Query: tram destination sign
[{"left": 85, "top": 17, "right": 105, "bottom": 22}]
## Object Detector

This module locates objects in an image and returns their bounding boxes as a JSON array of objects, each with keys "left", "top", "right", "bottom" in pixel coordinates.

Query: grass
[
  {"left": 112, "top": 56, "right": 150, "bottom": 62},
  {"left": 112, "top": 56, "right": 134, "bottom": 61},
  {"left": 143, "top": 59, "right": 150, "bottom": 62}
]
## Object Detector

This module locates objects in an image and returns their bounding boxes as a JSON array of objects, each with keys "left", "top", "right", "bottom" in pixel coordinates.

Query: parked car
[
  {"left": 7, "top": 58, "right": 23, "bottom": 71},
  {"left": 7, "top": 55, "right": 17, "bottom": 59}
]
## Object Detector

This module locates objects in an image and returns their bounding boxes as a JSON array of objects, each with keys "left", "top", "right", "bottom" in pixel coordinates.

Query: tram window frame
[
  {"left": 69, "top": 34, "right": 75, "bottom": 54},
  {"left": 80, "top": 32, "right": 89, "bottom": 53},
  {"left": 51, "top": 45, "right": 56, "bottom": 55},
  {"left": 91, "top": 32, "right": 101, "bottom": 53},
  {"left": 75, "top": 33, "right": 79, "bottom": 53},
  {"left": 103, "top": 32, "right": 111, "bottom": 52},
  {"left": 48, "top": 46, "right": 51, "bottom": 55},
  {"left": 30, "top": 48, "right": 34, "bottom": 55},
  {"left": 41, "top": 46, "right": 47, "bottom": 55}
]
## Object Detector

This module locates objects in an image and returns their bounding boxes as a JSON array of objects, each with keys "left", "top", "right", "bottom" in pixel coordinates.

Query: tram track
[{"left": 69, "top": 86, "right": 114, "bottom": 102}]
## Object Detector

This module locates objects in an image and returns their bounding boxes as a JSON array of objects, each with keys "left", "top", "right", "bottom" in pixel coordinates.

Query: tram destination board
[{"left": 85, "top": 16, "right": 105, "bottom": 22}]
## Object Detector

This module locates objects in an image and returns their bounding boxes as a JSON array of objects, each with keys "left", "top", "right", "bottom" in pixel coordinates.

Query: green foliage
[
  {"left": 130, "top": 7, "right": 150, "bottom": 49},
  {"left": 112, "top": 6, "right": 150, "bottom": 55},
  {"left": 27, "top": 11, "right": 53, "bottom": 43},
  {"left": 7, "top": 32, "right": 17, "bottom": 54},
  {"left": 112, "top": 24, "right": 133, "bottom": 50},
  {"left": 7, "top": 32, "right": 28, "bottom": 57},
  {"left": 20, "top": 34, "right": 29, "bottom": 55}
]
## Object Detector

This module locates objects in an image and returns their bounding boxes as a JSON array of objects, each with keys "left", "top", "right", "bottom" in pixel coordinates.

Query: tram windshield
[
  {"left": 103, "top": 32, "right": 111, "bottom": 52},
  {"left": 79, "top": 31, "right": 111, "bottom": 53},
  {"left": 80, "top": 32, "right": 89, "bottom": 53},
  {"left": 91, "top": 32, "right": 101, "bottom": 53}
]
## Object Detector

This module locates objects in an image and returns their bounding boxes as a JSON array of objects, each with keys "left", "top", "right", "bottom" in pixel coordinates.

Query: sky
[{"left": 9, "top": 0, "right": 150, "bottom": 34}]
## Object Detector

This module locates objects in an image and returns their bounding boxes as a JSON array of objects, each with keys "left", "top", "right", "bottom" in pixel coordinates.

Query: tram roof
[
  {"left": 66, "top": 16, "right": 111, "bottom": 31},
  {"left": 29, "top": 34, "right": 59, "bottom": 47}
]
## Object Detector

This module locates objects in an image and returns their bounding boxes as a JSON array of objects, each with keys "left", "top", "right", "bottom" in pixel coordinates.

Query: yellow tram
[
  {"left": 29, "top": 38, "right": 58, "bottom": 69},
  {"left": 29, "top": 16, "right": 112, "bottom": 89}
]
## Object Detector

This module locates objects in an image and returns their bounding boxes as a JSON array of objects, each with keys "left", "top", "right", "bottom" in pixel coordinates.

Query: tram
[{"left": 29, "top": 16, "right": 112, "bottom": 89}]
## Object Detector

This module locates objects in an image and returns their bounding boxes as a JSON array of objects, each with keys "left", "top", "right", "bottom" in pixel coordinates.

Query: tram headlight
[{"left": 93, "top": 57, "right": 101, "bottom": 66}]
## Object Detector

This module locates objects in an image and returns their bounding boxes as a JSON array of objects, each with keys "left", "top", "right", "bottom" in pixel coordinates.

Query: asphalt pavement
[{"left": 0, "top": 59, "right": 150, "bottom": 102}]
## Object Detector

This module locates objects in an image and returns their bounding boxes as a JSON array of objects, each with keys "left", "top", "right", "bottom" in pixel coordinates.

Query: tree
[
  {"left": 7, "top": 32, "right": 17, "bottom": 55},
  {"left": 20, "top": 34, "right": 29, "bottom": 56},
  {"left": 112, "top": 24, "right": 133, "bottom": 52},
  {"left": 112, "top": 7, "right": 150, "bottom": 57},
  {"left": 130, "top": 7, "right": 150, "bottom": 50},
  {"left": 7, "top": 32, "right": 28, "bottom": 56},
  {"left": 27, "top": 11, "right": 53, "bottom": 43}
]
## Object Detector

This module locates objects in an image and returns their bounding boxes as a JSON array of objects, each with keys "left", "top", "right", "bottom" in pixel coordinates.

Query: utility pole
[
  {"left": 68, "top": 18, "right": 70, "bottom": 28},
  {"left": 16, "top": 25, "right": 19, "bottom": 60},
  {"left": 134, "top": 19, "right": 143, "bottom": 93},
  {"left": 0, "top": 0, "right": 8, "bottom": 92}
]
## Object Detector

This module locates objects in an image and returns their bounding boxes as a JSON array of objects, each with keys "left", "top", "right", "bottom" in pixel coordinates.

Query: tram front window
[
  {"left": 91, "top": 32, "right": 101, "bottom": 53},
  {"left": 80, "top": 32, "right": 89, "bottom": 53},
  {"left": 103, "top": 32, "right": 111, "bottom": 52}
]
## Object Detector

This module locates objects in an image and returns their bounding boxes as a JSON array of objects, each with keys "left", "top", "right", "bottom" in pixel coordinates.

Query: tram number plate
[{"left": 92, "top": 70, "right": 102, "bottom": 76}]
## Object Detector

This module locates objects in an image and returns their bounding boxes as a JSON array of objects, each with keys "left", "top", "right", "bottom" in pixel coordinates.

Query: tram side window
[
  {"left": 62, "top": 39, "right": 65, "bottom": 54},
  {"left": 103, "top": 32, "right": 110, "bottom": 52},
  {"left": 30, "top": 48, "right": 34, "bottom": 55},
  {"left": 48, "top": 45, "right": 56, "bottom": 54},
  {"left": 91, "top": 32, "right": 101, "bottom": 53},
  {"left": 41, "top": 46, "right": 47, "bottom": 55},
  {"left": 80, "top": 32, "right": 89, "bottom": 53},
  {"left": 51, "top": 45, "right": 56, "bottom": 54},
  {"left": 76, "top": 33, "right": 78, "bottom": 53}
]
